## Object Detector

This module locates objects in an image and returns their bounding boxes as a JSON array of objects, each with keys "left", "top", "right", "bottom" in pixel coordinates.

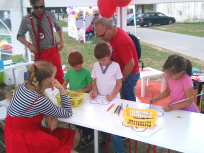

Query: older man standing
[
  {"left": 17, "top": 0, "right": 64, "bottom": 84},
  {"left": 94, "top": 17, "right": 140, "bottom": 153}
]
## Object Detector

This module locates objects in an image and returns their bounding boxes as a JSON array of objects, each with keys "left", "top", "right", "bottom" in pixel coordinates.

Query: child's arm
[
  {"left": 47, "top": 116, "right": 58, "bottom": 133},
  {"left": 150, "top": 82, "right": 170, "bottom": 103},
  {"left": 163, "top": 87, "right": 194, "bottom": 112},
  {"left": 106, "top": 79, "right": 122, "bottom": 102},
  {"left": 75, "top": 82, "right": 92, "bottom": 93},
  {"left": 62, "top": 80, "right": 68, "bottom": 89},
  {"left": 90, "top": 78, "right": 97, "bottom": 99}
]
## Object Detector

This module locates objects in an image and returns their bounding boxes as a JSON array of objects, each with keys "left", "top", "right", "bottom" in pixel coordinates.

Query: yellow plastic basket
[
  {"left": 55, "top": 91, "right": 85, "bottom": 107},
  {"left": 122, "top": 107, "right": 158, "bottom": 129}
]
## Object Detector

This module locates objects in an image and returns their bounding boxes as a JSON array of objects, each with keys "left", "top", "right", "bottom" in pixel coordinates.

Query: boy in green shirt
[
  {"left": 63, "top": 51, "right": 92, "bottom": 92},
  {"left": 62, "top": 51, "right": 94, "bottom": 148}
]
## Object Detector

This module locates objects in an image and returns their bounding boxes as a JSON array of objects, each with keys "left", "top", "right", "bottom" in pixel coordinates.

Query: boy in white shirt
[
  {"left": 90, "top": 43, "right": 125, "bottom": 153},
  {"left": 90, "top": 43, "right": 122, "bottom": 101}
]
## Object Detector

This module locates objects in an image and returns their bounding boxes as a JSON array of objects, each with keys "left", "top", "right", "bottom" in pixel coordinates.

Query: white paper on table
[
  {"left": 117, "top": 119, "right": 162, "bottom": 138},
  {"left": 137, "top": 104, "right": 170, "bottom": 119},
  {"left": 86, "top": 95, "right": 118, "bottom": 105},
  {"left": 47, "top": 87, "right": 59, "bottom": 96}
]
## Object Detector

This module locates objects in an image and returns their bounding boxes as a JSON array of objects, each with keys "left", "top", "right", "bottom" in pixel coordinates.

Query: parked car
[
  {"left": 136, "top": 12, "right": 176, "bottom": 27},
  {"left": 127, "top": 13, "right": 142, "bottom": 25}
]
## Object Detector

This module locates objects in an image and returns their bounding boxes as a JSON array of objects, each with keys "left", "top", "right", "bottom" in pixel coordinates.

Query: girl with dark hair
[{"left": 150, "top": 54, "right": 199, "bottom": 113}]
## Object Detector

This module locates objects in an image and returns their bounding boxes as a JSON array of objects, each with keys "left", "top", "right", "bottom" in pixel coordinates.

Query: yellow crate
[
  {"left": 122, "top": 107, "right": 158, "bottom": 129},
  {"left": 55, "top": 91, "right": 85, "bottom": 107}
]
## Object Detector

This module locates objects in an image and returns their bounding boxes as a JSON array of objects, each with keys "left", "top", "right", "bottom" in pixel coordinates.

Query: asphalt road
[{"left": 127, "top": 25, "right": 204, "bottom": 61}]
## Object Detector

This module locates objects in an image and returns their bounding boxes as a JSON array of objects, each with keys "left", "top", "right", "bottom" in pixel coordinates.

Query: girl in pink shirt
[{"left": 150, "top": 54, "right": 199, "bottom": 113}]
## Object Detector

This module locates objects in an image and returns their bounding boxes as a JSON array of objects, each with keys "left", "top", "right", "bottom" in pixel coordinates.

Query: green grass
[
  {"left": 149, "top": 22, "right": 204, "bottom": 37},
  {"left": 55, "top": 32, "right": 204, "bottom": 76},
  {"left": 58, "top": 20, "right": 68, "bottom": 27}
]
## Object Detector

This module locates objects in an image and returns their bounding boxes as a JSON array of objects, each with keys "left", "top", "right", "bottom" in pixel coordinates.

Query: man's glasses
[
  {"left": 98, "top": 28, "right": 109, "bottom": 37},
  {"left": 33, "top": 5, "right": 45, "bottom": 9}
]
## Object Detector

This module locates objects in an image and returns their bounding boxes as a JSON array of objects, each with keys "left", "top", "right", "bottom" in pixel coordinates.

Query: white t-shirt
[{"left": 91, "top": 61, "right": 123, "bottom": 97}]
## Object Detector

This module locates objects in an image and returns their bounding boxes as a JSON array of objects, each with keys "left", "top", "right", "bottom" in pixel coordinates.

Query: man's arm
[
  {"left": 56, "top": 29, "right": 64, "bottom": 51},
  {"left": 18, "top": 37, "right": 38, "bottom": 54},
  {"left": 122, "top": 58, "right": 135, "bottom": 81}
]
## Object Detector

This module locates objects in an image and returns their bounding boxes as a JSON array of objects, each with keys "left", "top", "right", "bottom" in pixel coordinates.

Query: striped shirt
[
  {"left": 17, "top": 11, "right": 62, "bottom": 49},
  {"left": 8, "top": 82, "right": 72, "bottom": 118}
]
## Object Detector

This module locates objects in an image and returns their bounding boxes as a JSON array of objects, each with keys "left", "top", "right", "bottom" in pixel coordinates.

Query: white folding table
[
  {"left": 140, "top": 67, "right": 165, "bottom": 97},
  {"left": 1, "top": 90, "right": 204, "bottom": 153}
]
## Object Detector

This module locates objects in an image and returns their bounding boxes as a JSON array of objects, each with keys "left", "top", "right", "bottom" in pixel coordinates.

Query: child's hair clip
[
  {"left": 185, "top": 59, "right": 187, "bottom": 61},
  {"left": 175, "top": 56, "right": 177, "bottom": 58}
]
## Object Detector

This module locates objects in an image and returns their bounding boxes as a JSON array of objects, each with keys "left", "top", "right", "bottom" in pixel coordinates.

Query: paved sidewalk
[{"left": 127, "top": 26, "right": 204, "bottom": 61}]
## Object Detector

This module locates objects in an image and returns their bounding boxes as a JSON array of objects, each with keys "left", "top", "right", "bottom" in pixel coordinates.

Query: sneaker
[
  {"left": 100, "top": 137, "right": 106, "bottom": 144},
  {"left": 80, "top": 135, "right": 94, "bottom": 148}
]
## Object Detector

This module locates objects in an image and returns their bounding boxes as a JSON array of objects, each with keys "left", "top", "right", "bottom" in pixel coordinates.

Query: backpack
[
  {"left": 127, "top": 32, "right": 144, "bottom": 70},
  {"left": 200, "top": 90, "right": 204, "bottom": 114}
]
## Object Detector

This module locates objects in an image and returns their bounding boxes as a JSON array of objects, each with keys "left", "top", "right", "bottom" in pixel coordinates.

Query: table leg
[
  {"left": 147, "top": 78, "right": 150, "bottom": 86},
  {"left": 12, "top": 69, "right": 17, "bottom": 87},
  {"left": 94, "top": 129, "right": 99, "bottom": 153},
  {"left": 161, "top": 75, "right": 165, "bottom": 93},
  {"left": 141, "top": 78, "right": 145, "bottom": 97},
  {"left": 197, "top": 82, "right": 202, "bottom": 105}
]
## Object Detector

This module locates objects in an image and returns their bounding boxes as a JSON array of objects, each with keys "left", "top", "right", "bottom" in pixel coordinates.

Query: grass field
[
  {"left": 55, "top": 32, "right": 204, "bottom": 76},
  {"left": 149, "top": 22, "right": 204, "bottom": 38}
]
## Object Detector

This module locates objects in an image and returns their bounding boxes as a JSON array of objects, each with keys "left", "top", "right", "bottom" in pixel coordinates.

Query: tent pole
[{"left": 133, "top": 5, "right": 137, "bottom": 36}]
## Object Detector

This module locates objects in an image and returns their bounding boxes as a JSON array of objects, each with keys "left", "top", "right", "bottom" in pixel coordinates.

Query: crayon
[
  {"left": 107, "top": 103, "right": 115, "bottom": 112},
  {"left": 111, "top": 106, "right": 117, "bottom": 114},
  {"left": 118, "top": 107, "right": 122, "bottom": 116},
  {"left": 121, "top": 103, "right": 123, "bottom": 110},
  {"left": 117, "top": 106, "right": 121, "bottom": 114},
  {"left": 114, "top": 105, "right": 119, "bottom": 113}
]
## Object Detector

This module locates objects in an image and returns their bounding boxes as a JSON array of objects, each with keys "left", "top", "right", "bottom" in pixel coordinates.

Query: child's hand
[
  {"left": 51, "top": 79, "right": 63, "bottom": 90},
  {"left": 150, "top": 97, "right": 158, "bottom": 104},
  {"left": 90, "top": 92, "right": 97, "bottom": 99},
  {"left": 162, "top": 105, "right": 171, "bottom": 112},
  {"left": 47, "top": 116, "right": 58, "bottom": 133},
  {"left": 106, "top": 94, "right": 113, "bottom": 102}
]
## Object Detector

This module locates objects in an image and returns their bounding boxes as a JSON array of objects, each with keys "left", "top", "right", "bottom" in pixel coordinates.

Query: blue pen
[{"left": 126, "top": 104, "right": 129, "bottom": 108}]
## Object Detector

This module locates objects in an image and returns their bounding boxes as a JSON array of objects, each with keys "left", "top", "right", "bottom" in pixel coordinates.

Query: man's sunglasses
[
  {"left": 98, "top": 28, "right": 109, "bottom": 37},
  {"left": 33, "top": 5, "right": 45, "bottom": 9}
]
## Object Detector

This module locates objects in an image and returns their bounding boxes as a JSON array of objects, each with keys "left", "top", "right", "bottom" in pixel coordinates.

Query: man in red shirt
[
  {"left": 94, "top": 17, "right": 140, "bottom": 153},
  {"left": 94, "top": 17, "right": 140, "bottom": 102}
]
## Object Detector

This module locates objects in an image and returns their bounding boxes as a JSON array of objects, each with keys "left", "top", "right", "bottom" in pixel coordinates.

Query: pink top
[
  {"left": 166, "top": 73, "right": 199, "bottom": 113},
  {"left": 86, "top": 25, "right": 93, "bottom": 32}
]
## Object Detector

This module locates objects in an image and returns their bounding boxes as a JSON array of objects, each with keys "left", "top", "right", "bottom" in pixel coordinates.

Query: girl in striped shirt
[{"left": 5, "top": 61, "right": 80, "bottom": 153}]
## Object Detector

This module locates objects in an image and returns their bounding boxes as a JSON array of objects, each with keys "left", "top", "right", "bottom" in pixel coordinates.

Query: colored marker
[
  {"left": 118, "top": 106, "right": 122, "bottom": 116},
  {"left": 114, "top": 105, "right": 119, "bottom": 113},
  {"left": 111, "top": 106, "right": 117, "bottom": 114},
  {"left": 117, "top": 106, "right": 121, "bottom": 114},
  {"left": 121, "top": 103, "right": 123, "bottom": 110},
  {"left": 107, "top": 103, "right": 115, "bottom": 112},
  {"left": 149, "top": 94, "right": 154, "bottom": 108},
  {"left": 126, "top": 104, "right": 129, "bottom": 108}
]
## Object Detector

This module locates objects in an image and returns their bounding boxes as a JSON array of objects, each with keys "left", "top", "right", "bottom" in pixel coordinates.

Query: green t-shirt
[{"left": 63, "top": 68, "right": 93, "bottom": 91}]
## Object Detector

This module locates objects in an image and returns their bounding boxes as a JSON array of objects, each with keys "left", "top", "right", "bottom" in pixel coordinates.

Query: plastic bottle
[{"left": 8, "top": 78, "right": 12, "bottom": 85}]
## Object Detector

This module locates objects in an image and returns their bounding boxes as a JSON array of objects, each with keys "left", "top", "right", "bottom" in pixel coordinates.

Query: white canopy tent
[{"left": 1, "top": 0, "right": 203, "bottom": 61}]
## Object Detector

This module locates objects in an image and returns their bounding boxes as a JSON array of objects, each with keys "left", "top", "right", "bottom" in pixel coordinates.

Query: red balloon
[
  {"left": 113, "top": 0, "right": 131, "bottom": 7},
  {"left": 97, "top": 0, "right": 117, "bottom": 18}
]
